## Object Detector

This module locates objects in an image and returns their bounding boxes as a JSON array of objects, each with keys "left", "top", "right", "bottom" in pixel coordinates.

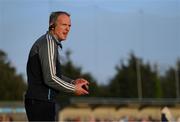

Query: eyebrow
[{"left": 62, "top": 23, "right": 71, "bottom": 27}]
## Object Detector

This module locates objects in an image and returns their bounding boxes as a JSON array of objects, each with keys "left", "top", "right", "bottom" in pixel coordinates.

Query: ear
[{"left": 49, "top": 23, "right": 55, "bottom": 30}]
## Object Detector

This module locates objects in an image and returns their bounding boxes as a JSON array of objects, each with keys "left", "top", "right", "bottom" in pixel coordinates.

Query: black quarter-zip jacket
[{"left": 25, "top": 32, "right": 75, "bottom": 101}]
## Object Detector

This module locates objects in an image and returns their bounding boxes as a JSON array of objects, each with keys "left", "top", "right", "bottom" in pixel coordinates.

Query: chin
[
  {"left": 63, "top": 37, "right": 67, "bottom": 40},
  {"left": 61, "top": 38, "right": 67, "bottom": 41}
]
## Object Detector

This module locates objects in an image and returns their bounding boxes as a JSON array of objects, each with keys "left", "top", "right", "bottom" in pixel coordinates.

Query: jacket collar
[{"left": 47, "top": 31, "right": 63, "bottom": 49}]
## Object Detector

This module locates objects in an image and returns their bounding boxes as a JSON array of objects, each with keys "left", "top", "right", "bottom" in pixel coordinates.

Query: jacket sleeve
[
  {"left": 61, "top": 75, "right": 75, "bottom": 84},
  {"left": 39, "top": 34, "right": 75, "bottom": 92}
]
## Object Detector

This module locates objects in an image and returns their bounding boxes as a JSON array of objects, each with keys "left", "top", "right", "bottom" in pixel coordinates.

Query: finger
[
  {"left": 80, "top": 79, "right": 89, "bottom": 84},
  {"left": 76, "top": 78, "right": 86, "bottom": 84},
  {"left": 79, "top": 85, "right": 89, "bottom": 94},
  {"left": 82, "top": 89, "right": 89, "bottom": 95},
  {"left": 81, "top": 81, "right": 89, "bottom": 86},
  {"left": 85, "top": 84, "right": 89, "bottom": 90}
]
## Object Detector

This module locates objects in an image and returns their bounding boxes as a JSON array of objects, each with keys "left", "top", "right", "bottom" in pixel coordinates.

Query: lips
[{"left": 63, "top": 32, "right": 68, "bottom": 36}]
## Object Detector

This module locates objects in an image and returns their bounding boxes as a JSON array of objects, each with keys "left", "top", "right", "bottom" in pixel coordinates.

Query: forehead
[{"left": 57, "top": 14, "right": 71, "bottom": 23}]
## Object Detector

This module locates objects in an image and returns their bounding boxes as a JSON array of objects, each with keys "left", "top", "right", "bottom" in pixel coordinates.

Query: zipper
[{"left": 48, "top": 89, "right": 51, "bottom": 100}]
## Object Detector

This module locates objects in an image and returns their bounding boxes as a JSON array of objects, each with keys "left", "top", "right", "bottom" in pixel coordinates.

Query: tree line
[{"left": 0, "top": 49, "right": 179, "bottom": 101}]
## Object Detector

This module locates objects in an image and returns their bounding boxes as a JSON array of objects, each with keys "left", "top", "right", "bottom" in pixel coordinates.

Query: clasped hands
[{"left": 74, "top": 78, "right": 89, "bottom": 96}]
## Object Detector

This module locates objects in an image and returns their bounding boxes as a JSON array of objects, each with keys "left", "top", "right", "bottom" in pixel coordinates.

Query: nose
[{"left": 66, "top": 25, "right": 71, "bottom": 32}]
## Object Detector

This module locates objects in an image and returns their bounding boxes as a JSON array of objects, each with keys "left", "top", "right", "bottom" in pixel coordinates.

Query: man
[{"left": 24, "top": 11, "right": 89, "bottom": 121}]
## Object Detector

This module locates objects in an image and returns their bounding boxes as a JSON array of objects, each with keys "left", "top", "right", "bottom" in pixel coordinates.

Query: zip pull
[{"left": 48, "top": 89, "right": 51, "bottom": 100}]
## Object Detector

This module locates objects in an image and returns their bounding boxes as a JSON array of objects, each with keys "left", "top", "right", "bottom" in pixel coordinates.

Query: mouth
[{"left": 63, "top": 32, "right": 68, "bottom": 36}]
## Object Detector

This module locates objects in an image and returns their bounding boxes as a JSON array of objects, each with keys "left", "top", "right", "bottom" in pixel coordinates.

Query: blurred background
[{"left": 0, "top": 0, "right": 180, "bottom": 121}]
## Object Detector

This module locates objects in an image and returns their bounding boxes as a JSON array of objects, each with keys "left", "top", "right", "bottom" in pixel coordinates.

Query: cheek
[
  {"left": 55, "top": 26, "right": 62, "bottom": 32},
  {"left": 55, "top": 29, "right": 62, "bottom": 35}
]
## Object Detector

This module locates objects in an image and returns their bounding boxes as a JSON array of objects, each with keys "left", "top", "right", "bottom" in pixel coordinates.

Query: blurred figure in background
[{"left": 161, "top": 106, "right": 174, "bottom": 122}]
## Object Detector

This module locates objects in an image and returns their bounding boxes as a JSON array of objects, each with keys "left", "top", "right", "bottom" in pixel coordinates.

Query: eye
[{"left": 62, "top": 24, "right": 71, "bottom": 27}]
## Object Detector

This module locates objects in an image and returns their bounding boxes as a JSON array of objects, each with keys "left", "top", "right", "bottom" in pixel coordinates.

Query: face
[{"left": 52, "top": 14, "right": 71, "bottom": 41}]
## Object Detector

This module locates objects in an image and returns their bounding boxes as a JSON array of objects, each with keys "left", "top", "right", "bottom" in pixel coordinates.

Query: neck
[{"left": 49, "top": 31, "right": 61, "bottom": 42}]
